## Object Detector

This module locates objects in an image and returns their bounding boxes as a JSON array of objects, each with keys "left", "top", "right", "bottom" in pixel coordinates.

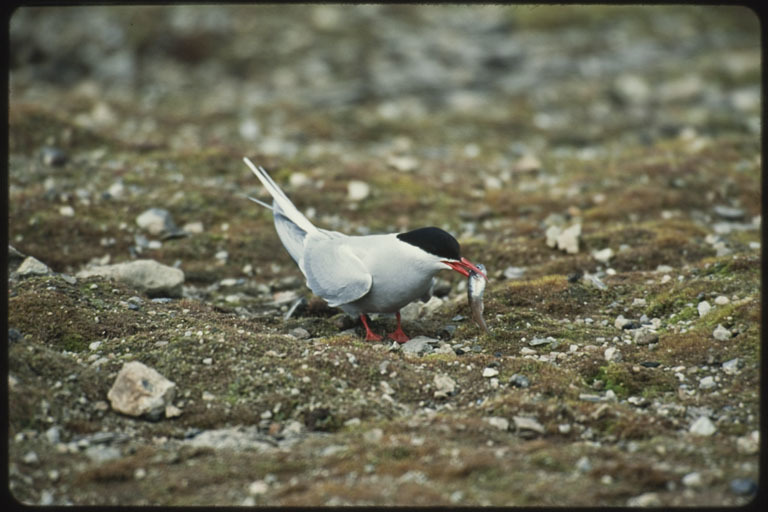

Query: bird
[{"left": 243, "top": 157, "right": 487, "bottom": 343}]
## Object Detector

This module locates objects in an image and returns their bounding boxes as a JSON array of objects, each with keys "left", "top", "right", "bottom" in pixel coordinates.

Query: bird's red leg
[
  {"left": 360, "top": 314, "right": 382, "bottom": 341},
  {"left": 387, "top": 311, "right": 410, "bottom": 344}
]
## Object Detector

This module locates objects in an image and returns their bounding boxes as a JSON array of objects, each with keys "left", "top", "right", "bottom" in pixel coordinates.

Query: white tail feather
[
  {"left": 243, "top": 157, "right": 318, "bottom": 234},
  {"left": 247, "top": 196, "right": 275, "bottom": 211}
]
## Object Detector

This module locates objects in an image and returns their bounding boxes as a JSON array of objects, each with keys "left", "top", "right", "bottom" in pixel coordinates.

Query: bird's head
[{"left": 396, "top": 227, "right": 487, "bottom": 280}]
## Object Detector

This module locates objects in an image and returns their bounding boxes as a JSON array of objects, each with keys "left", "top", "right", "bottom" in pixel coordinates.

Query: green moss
[{"left": 60, "top": 332, "right": 88, "bottom": 352}]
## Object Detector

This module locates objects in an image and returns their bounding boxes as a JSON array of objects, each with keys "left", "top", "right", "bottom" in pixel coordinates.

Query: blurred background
[
  {"left": 8, "top": 4, "right": 761, "bottom": 279},
  {"left": 10, "top": 5, "right": 759, "bottom": 154}
]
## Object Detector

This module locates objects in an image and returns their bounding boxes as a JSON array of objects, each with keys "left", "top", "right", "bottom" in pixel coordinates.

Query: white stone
[
  {"left": 513, "top": 416, "right": 545, "bottom": 434},
  {"left": 593, "top": 248, "right": 613, "bottom": 263},
  {"left": 485, "top": 416, "right": 509, "bottom": 431},
  {"left": 107, "top": 361, "right": 176, "bottom": 419},
  {"left": 697, "top": 301, "right": 711, "bottom": 317},
  {"left": 289, "top": 172, "right": 310, "bottom": 187},
  {"left": 503, "top": 266, "right": 525, "bottom": 280},
  {"left": 248, "top": 480, "right": 268, "bottom": 495},
  {"left": 689, "top": 416, "right": 716, "bottom": 436},
  {"left": 545, "top": 225, "right": 561, "bottom": 248},
  {"left": 401, "top": 336, "right": 434, "bottom": 355},
  {"left": 387, "top": 155, "right": 418, "bottom": 172},
  {"left": 604, "top": 347, "right": 622, "bottom": 362},
  {"left": 557, "top": 224, "right": 581, "bottom": 254},
  {"left": 614, "top": 315, "right": 630, "bottom": 330},
  {"left": 136, "top": 208, "right": 177, "bottom": 235},
  {"left": 698, "top": 376, "right": 716, "bottom": 390},
  {"left": 722, "top": 358, "right": 740, "bottom": 375},
  {"left": 165, "top": 404, "right": 183, "bottom": 418},
  {"left": 401, "top": 295, "right": 444, "bottom": 321},
  {"left": 182, "top": 221, "right": 204, "bottom": 234},
  {"left": 347, "top": 180, "right": 370, "bottom": 201},
  {"left": 627, "top": 492, "right": 661, "bottom": 507},
  {"left": 736, "top": 431, "right": 759, "bottom": 455},
  {"left": 714, "top": 295, "right": 730, "bottom": 305},
  {"left": 433, "top": 374, "right": 457, "bottom": 398},
  {"left": 482, "top": 367, "right": 499, "bottom": 378},
  {"left": 59, "top": 205, "right": 75, "bottom": 217},
  {"left": 682, "top": 472, "right": 703, "bottom": 488},
  {"left": 712, "top": 324, "right": 731, "bottom": 341},
  {"left": 513, "top": 153, "right": 541, "bottom": 173}
]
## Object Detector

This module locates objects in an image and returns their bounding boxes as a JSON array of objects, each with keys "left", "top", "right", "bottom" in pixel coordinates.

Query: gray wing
[{"left": 302, "top": 236, "right": 372, "bottom": 307}]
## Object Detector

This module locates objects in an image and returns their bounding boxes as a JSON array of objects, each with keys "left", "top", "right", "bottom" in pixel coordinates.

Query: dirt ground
[{"left": 7, "top": 5, "right": 762, "bottom": 507}]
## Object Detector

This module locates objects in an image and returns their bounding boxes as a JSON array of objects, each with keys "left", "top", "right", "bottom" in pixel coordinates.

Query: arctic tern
[{"left": 244, "top": 157, "right": 486, "bottom": 343}]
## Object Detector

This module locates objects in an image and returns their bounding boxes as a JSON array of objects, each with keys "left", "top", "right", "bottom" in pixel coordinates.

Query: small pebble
[
  {"left": 682, "top": 472, "right": 703, "bottom": 488},
  {"left": 697, "top": 301, "right": 711, "bottom": 317},
  {"left": 689, "top": 416, "right": 716, "bottom": 436},
  {"left": 503, "top": 266, "right": 526, "bottom": 279},
  {"left": 248, "top": 480, "right": 269, "bottom": 495},
  {"left": 592, "top": 247, "right": 613, "bottom": 263},
  {"left": 736, "top": 431, "right": 759, "bottom": 455},
  {"left": 729, "top": 478, "right": 757, "bottom": 496},
  {"left": 634, "top": 330, "right": 659, "bottom": 345},
  {"left": 714, "top": 295, "right": 730, "bottom": 305},
  {"left": 604, "top": 347, "right": 622, "bottom": 362},
  {"left": 508, "top": 374, "right": 530, "bottom": 388},
  {"left": 289, "top": 327, "right": 310, "bottom": 339},
  {"left": 576, "top": 456, "right": 592, "bottom": 473},
  {"left": 626, "top": 492, "right": 661, "bottom": 507},
  {"left": 486, "top": 416, "right": 509, "bottom": 431},
  {"left": 41, "top": 146, "right": 68, "bottom": 166},
  {"left": 347, "top": 181, "right": 370, "bottom": 201},
  {"left": 712, "top": 324, "right": 731, "bottom": 341},
  {"left": 713, "top": 205, "right": 745, "bottom": 221},
  {"left": 482, "top": 367, "right": 499, "bottom": 378},
  {"left": 722, "top": 358, "right": 740, "bottom": 374},
  {"left": 699, "top": 376, "right": 716, "bottom": 390}
]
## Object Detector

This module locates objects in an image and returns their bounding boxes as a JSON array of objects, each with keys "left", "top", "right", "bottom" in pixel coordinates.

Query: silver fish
[{"left": 468, "top": 263, "right": 490, "bottom": 334}]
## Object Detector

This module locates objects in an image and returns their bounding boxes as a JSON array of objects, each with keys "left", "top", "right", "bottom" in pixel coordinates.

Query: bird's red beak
[{"left": 443, "top": 257, "right": 488, "bottom": 280}]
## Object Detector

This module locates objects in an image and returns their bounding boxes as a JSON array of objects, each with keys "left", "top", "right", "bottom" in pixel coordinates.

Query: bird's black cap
[{"left": 397, "top": 227, "right": 461, "bottom": 260}]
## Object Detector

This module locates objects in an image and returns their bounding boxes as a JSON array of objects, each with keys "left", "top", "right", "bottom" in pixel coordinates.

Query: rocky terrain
[{"left": 7, "top": 5, "right": 762, "bottom": 507}]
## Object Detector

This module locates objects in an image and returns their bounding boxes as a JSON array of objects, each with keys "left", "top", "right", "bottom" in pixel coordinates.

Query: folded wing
[{"left": 303, "top": 235, "right": 372, "bottom": 307}]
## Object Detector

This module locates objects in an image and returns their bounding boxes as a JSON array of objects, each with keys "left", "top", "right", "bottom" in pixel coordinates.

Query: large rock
[
  {"left": 16, "top": 256, "right": 52, "bottom": 277},
  {"left": 107, "top": 361, "right": 177, "bottom": 420},
  {"left": 77, "top": 259, "right": 184, "bottom": 297}
]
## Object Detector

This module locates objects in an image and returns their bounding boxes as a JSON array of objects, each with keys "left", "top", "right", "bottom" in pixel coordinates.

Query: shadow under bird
[{"left": 244, "top": 157, "right": 487, "bottom": 343}]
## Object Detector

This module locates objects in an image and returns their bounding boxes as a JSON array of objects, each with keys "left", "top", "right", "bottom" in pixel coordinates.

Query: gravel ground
[{"left": 7, "top": 5, "right": 762, "bottom": 507}]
